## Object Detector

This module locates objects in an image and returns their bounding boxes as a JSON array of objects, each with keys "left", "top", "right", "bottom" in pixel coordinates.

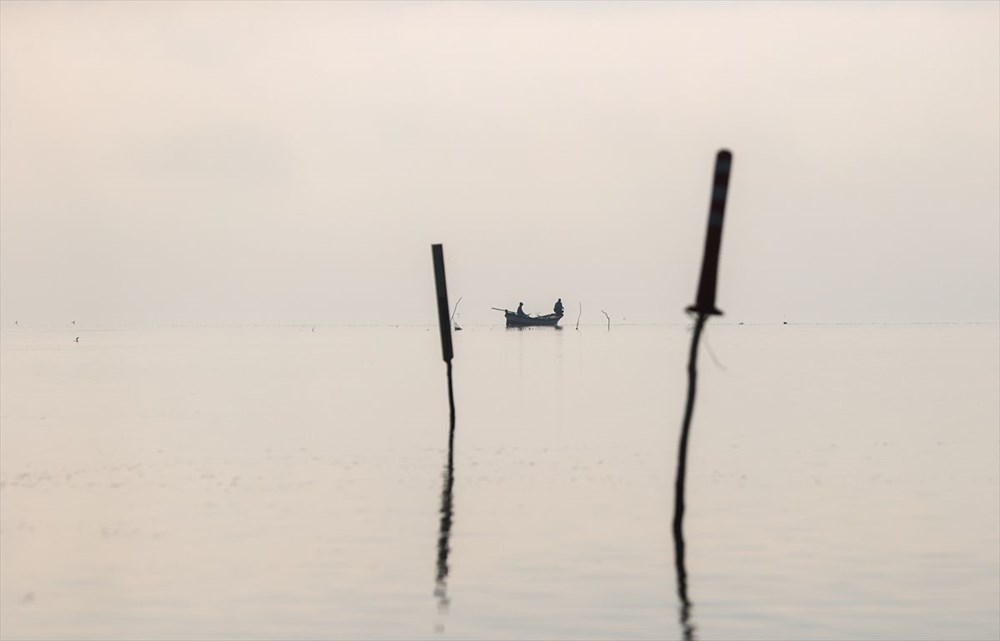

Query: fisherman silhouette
[
  {"left": 553, "top": 298, "right": 564, "bottom": 316},
  {"left": 516, "top": 302, "right": 526, "bottom": 317}
]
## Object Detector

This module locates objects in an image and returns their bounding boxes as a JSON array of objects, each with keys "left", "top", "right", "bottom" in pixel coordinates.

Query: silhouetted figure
[
  {"left": 553, "top": 298, "right": 564, "bottom": 316},
  {"left": 516, "top": 302, "right": 526, "bottom": 317},
  {"left": 74, "top": 337, "right": 79, "bottom": 343}
]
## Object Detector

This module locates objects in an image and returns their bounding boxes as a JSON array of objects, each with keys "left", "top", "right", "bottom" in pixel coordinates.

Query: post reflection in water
[
  {"left": 671, "top": 311, "right": 706, "bottom": 641},
  {"left": 433, "top": 415, "right": 456, "bottom": 628},
  {"left": 673, "top": 528, "right": 696, "bottom": 641}
]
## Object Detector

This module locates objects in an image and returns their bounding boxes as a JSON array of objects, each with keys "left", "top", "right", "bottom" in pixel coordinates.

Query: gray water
[{"left": 1, "top": 324, "right": 998, "bottom": 640}]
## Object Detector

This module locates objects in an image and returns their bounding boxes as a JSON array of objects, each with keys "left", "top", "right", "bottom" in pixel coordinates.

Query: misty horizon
[{"left": 2, "top": 1, "right": 998, "bottom": 328}]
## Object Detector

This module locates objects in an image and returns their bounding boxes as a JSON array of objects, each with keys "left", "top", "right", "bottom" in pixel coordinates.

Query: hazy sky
[{"left": 1, "top": 1, "right": 997, "bottom": 327}]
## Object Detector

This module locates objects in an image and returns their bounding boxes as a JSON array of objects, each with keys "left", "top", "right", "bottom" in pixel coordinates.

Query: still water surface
[{"left": 1, "top": 324, "right": 998, "bottom": 640}]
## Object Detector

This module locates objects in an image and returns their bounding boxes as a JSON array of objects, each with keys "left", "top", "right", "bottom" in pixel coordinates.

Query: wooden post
[
  {"left": 685, "top": 150, "right": 732, "bottom": 317},
  {"left": 432, "top": 244, "right": 453, "bottom": 364},
  {"left": 431, "top": 244, "right": 456, "bottom": 427}
]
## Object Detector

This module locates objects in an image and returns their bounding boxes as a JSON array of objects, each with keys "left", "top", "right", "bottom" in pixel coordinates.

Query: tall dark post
[
  {"left": 686, "top": 150, "right": 732, "bottom": 318},
  {"left": 676, "top": 150, "right": 731, "bottom": 532},
  {"left": 432, "top": 244, "right": 455, "bottom": 427},
  {"left": 673, "top": 149, "right": 733, "bottom": 641}
]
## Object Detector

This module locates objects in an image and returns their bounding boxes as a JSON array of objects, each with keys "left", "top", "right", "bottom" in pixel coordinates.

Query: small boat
[{"left": 504, "top": 311, "right": 563, "bottom": 328}]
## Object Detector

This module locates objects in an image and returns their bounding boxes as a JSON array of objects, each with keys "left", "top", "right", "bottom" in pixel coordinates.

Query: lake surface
[{"left": 1, "top": 323, "right": 998, "bottom": 640}]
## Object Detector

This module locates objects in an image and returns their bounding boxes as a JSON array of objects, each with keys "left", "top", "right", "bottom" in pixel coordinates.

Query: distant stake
[
  {"left": 432, "top": 244, "right": 456, "bottom": 428},
  {"left": 451, "top": 296, "right": 463, "bottom": 331},
  {"left": 672, "top": 149, "right": 733, "bottom": 641}
]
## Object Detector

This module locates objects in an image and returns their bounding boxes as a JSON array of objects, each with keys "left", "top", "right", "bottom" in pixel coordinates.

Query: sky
[{"left": 1, "top": 1, "right": 997, "bottom": 327}]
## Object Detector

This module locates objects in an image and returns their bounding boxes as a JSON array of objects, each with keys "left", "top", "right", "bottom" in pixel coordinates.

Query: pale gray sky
[{"left": 1, "top": 1, "right": 997, "bottom": 327}]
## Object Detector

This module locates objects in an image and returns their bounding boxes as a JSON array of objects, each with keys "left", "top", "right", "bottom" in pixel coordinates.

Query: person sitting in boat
[
  {"left": 516, "top": 302, "right": 527, "bottom": 317},
  {"left": 553, "top": 298, "right": 564, "bottom": 317}
]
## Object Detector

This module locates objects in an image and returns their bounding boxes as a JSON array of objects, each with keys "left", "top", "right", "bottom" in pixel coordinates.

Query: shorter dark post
[
  {"left": 432, "top": 245, "right": 453, "bottom": 363},
  {"left": 431, "top": 244, "right": 455, "bottom": 427}
]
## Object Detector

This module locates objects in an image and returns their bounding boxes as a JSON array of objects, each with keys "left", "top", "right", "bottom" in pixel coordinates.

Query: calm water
[{"left": 1, "top": 324, "right": 998, "bottom": 640}]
